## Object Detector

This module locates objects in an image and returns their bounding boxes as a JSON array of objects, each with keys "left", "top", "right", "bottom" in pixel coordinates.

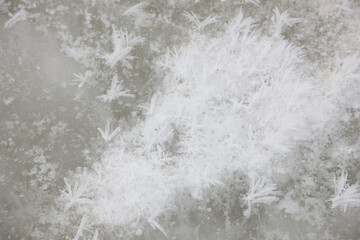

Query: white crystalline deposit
[{"left": 60, "top": 9, "right": 360, "bottom": 236}]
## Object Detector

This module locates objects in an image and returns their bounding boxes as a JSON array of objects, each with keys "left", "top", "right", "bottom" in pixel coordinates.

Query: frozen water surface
[{"left": 0, "top": 0, "right": 360, "bottom": 239}]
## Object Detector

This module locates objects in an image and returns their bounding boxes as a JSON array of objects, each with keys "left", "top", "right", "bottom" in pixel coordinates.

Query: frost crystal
[
  {"left": 271, "top": 7, "right": 302, "bottom": 38},
  {"left": 73, "top": 71, "right": 93, "bottom": 88},
  {"left": 97, "top": 75, "right": 134, "bottom": 103},
  {"left": 139, "top": 93, "right": 159, "bottom": 116},
  {"left": 97, "top": 119, "right": 120, "bottom": 142},
  {"left": 103, "top": 25, "right": 144, "bottom": 68},
  {"left": 4, "top": 9, "right": 27, "bottom": 29},
  {"left": 330, "top": 171, "right": 360, "bottom": 212},
  {"left": 61, "top": 178, "right": 92, "bottom": 211},
  {"left": 183, "top": 11, "right": 218, "bottom": 31},
  {"left": 73, "top": 216, "right": 89, "bottom": 240},
  {"left": 243, "top": 174, "right": 281, "bottom": 218},
  {"left": 124, "top": 2, "right": 147, "bottom": 16}
]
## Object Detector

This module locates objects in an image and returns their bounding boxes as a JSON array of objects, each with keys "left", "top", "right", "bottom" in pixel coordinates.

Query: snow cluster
[{"left": 59, "top": 8, "right": 360, "bottom": 237}]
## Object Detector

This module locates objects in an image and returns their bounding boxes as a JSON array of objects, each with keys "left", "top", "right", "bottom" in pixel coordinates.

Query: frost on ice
[
  {"left": 103, "top": 25, "right": 144, "bottom": 68},
  {"left": 4, "top": 9, "right": 27, "bottom": 29},
  {"left": 1, "top": 0, "right": 360, "bottom": 239}
]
